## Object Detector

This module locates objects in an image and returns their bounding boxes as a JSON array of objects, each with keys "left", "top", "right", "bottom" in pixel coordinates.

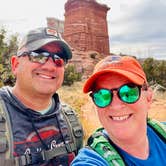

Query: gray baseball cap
[{"left": 17, "top": 27, "right": 72, "bottom": 61}]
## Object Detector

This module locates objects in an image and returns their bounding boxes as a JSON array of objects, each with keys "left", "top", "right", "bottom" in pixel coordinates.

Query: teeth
[
  {"left": 38, "top": 74, "right": 54, "bottom": 79},
  {"left": 40, "top": 75, "right": 52, "bottom": 79},
  {"left": 111, "top": 115, "right": 130, "bottom": 121}
]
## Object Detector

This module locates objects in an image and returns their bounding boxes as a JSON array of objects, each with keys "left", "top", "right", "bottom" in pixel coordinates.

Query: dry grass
[
  {"left": 57, "top": 81, "right": 88, "bottom": 115},
  {"left": 57, "top": 81, "right": 100, "bottom": 140},
  {"left": 58, "top": 81, "right": 166, "bottom": 140},
  {"left": 149, "top": 91, "right": 166, "bottom": 121}
]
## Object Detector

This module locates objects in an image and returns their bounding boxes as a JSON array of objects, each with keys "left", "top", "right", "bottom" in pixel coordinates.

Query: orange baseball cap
[{"left": 83, "top": 55, "right": 147, "bottom": 93}]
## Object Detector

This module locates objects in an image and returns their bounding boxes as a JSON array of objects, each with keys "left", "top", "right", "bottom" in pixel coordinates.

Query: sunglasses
[
  {"left": 90, "top": 83, "right": 142, "bottom": 108},
  {"left": 19, "top": 49, "right": 66, "bottom": 67}
]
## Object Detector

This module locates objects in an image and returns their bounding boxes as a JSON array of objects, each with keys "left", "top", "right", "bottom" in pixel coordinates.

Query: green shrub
[
  {"left": 63, "top": 64, "right": 82, "bottom": 86},
  {"left": 142, "top": 57, "right": 166, "bottom": 87},
  {"left": 0, "top": 27, "right": 18, "bottom": 87}
]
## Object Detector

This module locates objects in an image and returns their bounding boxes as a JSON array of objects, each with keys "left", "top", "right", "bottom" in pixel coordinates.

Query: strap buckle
[
  {"left": 16, "top": 152, "right": 46, "bottom": 166},
  {"left": 0, "top": 115, "right": 5, "bottom": 123},
  {"left": 65, "top": 143, "right": 72, "bottom": 153},
  {"left": 15, "top": 154, "right": 32, "bottom": 166}
]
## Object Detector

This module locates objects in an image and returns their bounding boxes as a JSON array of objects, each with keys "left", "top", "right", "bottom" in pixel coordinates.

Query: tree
[
  {"left": 63, "top": 64, "right": 82, "bottom": 86},
  {"left": 142, "top": 57, "right": 166, "bottom": 87},
  {"left": 0, "top": 27, "right": 18, "bottom": 87}
]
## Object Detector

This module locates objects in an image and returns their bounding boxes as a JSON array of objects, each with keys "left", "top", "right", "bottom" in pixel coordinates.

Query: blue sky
[{"left": 0, "top": 0, "right": 166, "bottom": 60}]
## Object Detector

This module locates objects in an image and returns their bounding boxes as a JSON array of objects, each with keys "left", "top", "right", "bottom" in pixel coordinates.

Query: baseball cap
[
  {"left": 17, "top": 27, "right": 72, "bottom": 61},
  {"left": 83, "top": 55, "right": 147, "bottom": 93}
]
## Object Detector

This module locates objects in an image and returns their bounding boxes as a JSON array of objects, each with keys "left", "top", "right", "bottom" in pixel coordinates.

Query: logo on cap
[
  {"left": 46, "top": 28, "right": 58, "bottom": 37},
  {"left": 95, "top": 55, "right": 122, "bottom": 71},
  {"left": 110, "top": 55, "right": 121, "bottom": 63}
]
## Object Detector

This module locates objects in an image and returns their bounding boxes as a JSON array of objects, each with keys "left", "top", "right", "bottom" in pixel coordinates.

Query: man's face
[
  {"left": 93, "top": 73, "right": 152, "bottom": 143},
  {"left": 11, "top": 42, "right": 65, "bottom": 96}
]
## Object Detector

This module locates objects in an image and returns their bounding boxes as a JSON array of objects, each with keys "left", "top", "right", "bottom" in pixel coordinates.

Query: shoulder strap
[
  {"left": 14, "top": 103, "right": 84, "bottom": 165},
  {"left": 0, "top": 95, "right": 15, "bottom": 165},
  {"left": 87, "top": 128, "right": 125, "bottom": 166},
  {"left": 0, "top": 100, "right": 84, "bottom": 166},
  {"left": 147, "top": 118, "right": 166, "bottom": 142},
  {"left": 88, "top": 119, "right": 166, "bottom": 166},
  {"left": 61, "top": 103, "right": 84, "bottom": 153}
]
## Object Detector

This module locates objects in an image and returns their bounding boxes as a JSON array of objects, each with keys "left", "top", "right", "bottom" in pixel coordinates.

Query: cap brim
[
  {"left": 26, "top": 38, "right": 72, "bottom": 60},
  {"left": 83, "top": 69, "right": 145, "bottom": 93}
]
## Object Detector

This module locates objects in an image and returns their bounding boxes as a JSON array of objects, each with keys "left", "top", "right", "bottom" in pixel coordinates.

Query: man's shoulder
[{"left": 0, "top": 86, "right": 11, "bottom": 96}]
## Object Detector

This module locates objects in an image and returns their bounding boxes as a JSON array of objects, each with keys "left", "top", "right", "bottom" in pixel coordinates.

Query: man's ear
[{"left": 11, "top": 55, "right": 19, "bottom": 75}]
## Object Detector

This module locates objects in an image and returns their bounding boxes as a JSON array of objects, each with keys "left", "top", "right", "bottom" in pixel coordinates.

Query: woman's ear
[
  {"left": 146, "top": 87, "right": 153, "bottom": 107},
  {"left": 11, "top": 55, "right": 19, "bottom": 76}
]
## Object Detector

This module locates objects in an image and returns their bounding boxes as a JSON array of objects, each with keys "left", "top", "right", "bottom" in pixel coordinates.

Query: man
[
  {"left": 0, "top": 27, "right": 83, "bottom": 166},
  {"left": 71, "top": 55, "right": 166, "bottom": 166}
]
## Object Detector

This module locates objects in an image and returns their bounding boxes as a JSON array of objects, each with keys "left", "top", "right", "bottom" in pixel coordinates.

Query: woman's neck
[{"left": 112, "top": 134, "right": 149, "bottom": 159}]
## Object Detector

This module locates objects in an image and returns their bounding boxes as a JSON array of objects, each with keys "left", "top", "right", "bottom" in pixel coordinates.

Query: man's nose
[{"left": 41, "top": 57, "right": 56, "bottom": 68}]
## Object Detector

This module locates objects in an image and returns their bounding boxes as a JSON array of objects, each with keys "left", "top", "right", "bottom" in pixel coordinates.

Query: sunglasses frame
[
  {"left": 90, "top": 83, "right": 142, "bottom": 108},
  {"left": 18, "top": 49, "right": 66, "bottom": 67}
]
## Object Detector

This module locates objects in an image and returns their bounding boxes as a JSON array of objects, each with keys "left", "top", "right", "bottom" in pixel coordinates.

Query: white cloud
[
  {"left": 108, "top": 0, "right": 166, "bottom": 59},
  {"left": 0, "top": 0, "right": 66, "bottom": 34},
  {"left": 0, "top": 0, "right": 165, "bottom": 59}
]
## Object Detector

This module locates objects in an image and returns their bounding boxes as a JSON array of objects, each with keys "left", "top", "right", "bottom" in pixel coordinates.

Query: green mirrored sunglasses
[{"left": 90, "top": 83, "right": 142, "bottom": 108}]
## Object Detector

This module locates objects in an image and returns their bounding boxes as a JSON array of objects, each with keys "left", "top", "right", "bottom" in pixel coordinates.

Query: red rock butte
[{"left": 64, "top": 0, "right": 110, "bottom": 55}]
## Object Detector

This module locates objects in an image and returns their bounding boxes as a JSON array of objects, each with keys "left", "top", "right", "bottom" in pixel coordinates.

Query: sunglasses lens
[
  {"left": 93, "top": 89, "right": 112, "bottom": 108},
  {"left": 28, "top": 52, "right": 65, "bottom": 67},
  {"left": 119, "top": 84, "right": 140, "bottom": 103},
  {"left": 54, "top": 59, "right": 64, "bottom": 67},
  {"left": 29, "top": 52, "right": 49, "bottom": 64}
]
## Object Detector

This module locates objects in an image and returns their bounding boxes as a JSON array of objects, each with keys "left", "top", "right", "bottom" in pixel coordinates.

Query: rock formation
[{"left": 64, "top": 0, "right": 110, "bottom": 55}]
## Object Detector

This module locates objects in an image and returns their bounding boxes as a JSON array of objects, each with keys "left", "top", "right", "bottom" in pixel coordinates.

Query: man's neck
[{"left": 12, "top": 86, "right": 53, "bottom": 111}]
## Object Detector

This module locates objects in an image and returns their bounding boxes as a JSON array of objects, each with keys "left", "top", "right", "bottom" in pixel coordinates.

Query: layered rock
[{"left": 64, "top": 0, "right": 110, "bottom": 55}]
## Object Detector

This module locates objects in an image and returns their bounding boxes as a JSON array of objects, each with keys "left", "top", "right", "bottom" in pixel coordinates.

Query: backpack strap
[
  {"left": 0, "top": 96, "right": 15, "bottom": 166},
  {"left": 61, "top": 103, "right": 84, "bottom": 154},
  {"left": 0, "top": 113, "right": 10, "bottom": 166},
  {"left": 87, "top": 128, "right": 125, "bottom": 166},
  {"left": 88, "top": 119, "right": 166, "bottom": 166},
  {"left": 8, "top": 142, "right": 76, "bottom": 166},
  {"left": 0, "top": 101, "right": 83, "bottom": 166},
  {"left": 15, "top": 103, "right": 84, "bottom": 165},
  {"left": 147, "top": 118, "right": 166, "bottom": 142},
  {"left": 13, "top": 103, "right": 84, "bottom": 165},
  {"left": 24, "top": 103, "right": 84, "bottom": 162}
]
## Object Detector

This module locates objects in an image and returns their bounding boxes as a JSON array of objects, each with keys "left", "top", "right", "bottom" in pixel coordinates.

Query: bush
[
  {"left": 63, "top": 64, "right": 82, "bottom": 86},
  {"left": 0, "top": 27, "right": 18, "bottom": 87},
  {"left": 88, "top": 51, "right": 100, "bottom": 59},
  {"left": 142, "top": 57, "right": 166, "bottom": 87}
]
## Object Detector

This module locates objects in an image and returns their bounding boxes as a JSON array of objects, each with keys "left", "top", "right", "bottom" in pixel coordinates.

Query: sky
[{"left": 0, "top": 0, "right": 166, "bottom": 60}]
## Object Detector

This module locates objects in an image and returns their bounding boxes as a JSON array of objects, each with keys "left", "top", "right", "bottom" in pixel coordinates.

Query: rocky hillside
[{"left": 68, "top": 50, "right": 111, "bottom": 79}]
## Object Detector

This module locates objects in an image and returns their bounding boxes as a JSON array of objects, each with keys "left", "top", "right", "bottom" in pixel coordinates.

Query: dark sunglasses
[
  {"left": 90, "top": 83, "right": 142, "bottom": 108},
  {"left": 19, "top": 49, "right": 66, "bottom": 67}
]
